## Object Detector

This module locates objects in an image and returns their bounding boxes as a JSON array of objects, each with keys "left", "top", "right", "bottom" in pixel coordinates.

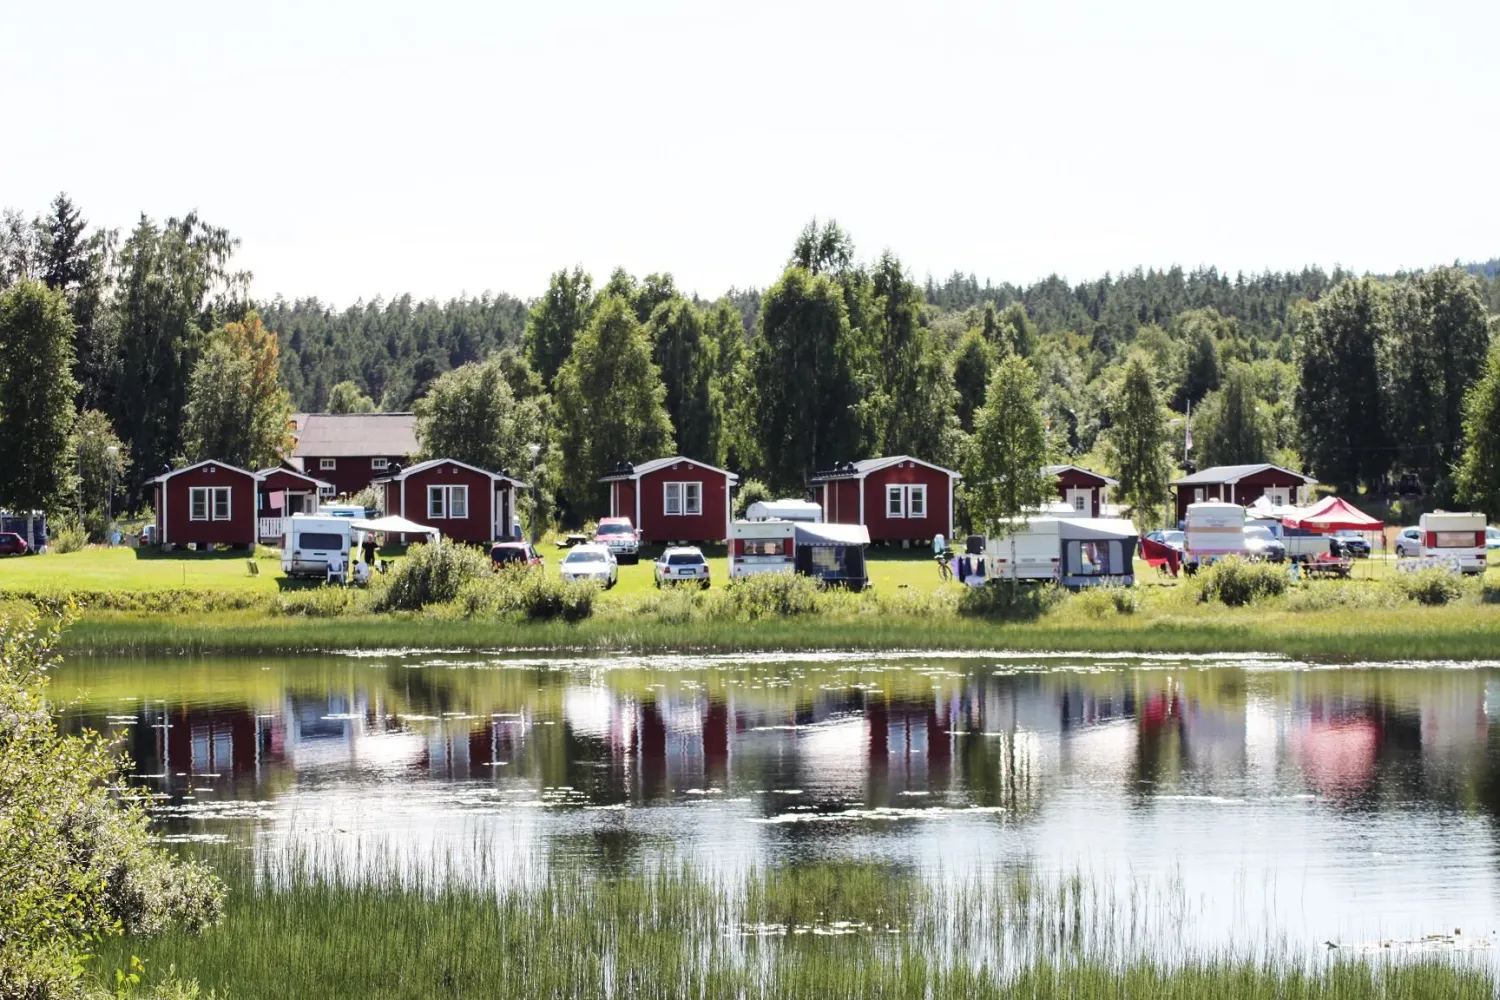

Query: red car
[
  {"left": 490, "top": 541, "right": 543, "bottom": 569},
  {"left": 0, "top": 532, "right": 29, "bottom": 556}
]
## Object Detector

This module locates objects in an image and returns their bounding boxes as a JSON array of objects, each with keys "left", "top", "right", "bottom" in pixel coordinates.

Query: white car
[
  {"left": 1394, "top": 526, "right": 1422, "bottom": 558},
  {"left": 559, "top": 544, "right": 618, "bottom": 588},
  {"left": 654, "top": 546, "right": 710, "bottom": 588}
]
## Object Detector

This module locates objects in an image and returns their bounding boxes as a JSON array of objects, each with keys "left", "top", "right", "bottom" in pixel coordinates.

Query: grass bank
[{"left": 93, "top": 848, "right": 1493, "bottom": 1000}]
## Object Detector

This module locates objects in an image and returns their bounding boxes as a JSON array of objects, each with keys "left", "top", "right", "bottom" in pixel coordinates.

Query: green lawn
[{"left": 0, "top": 546, "right": 283, "bottom": 593}]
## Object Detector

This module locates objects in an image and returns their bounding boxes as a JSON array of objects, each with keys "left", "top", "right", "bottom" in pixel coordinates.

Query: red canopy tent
[{"left": 1282, "top": 496, "right": 1382, "bottom": 533}]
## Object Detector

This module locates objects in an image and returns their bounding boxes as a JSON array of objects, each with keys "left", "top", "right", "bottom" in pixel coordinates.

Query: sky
[{"left": 4, "top": 0, "right": 1497, "bottom": 306}]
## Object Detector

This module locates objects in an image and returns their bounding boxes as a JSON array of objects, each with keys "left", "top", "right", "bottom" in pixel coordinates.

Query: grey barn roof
[
  {"left": 1171, "top": 463, "right": 1316, "bottom": 487},
  {"left": 291, "top": 413, "right": 419, "bottom": 459}
]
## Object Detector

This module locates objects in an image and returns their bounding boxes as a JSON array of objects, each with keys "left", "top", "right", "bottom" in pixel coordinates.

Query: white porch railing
[{"left": 259, "top": 517, "right": 286, "bottom": 541}]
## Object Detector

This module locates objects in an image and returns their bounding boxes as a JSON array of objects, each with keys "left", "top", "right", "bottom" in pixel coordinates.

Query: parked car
[
  {"left": 490, "top": 540, "right": 543, "bottom": 569},
  {"left": 559, "top": 544, "right": 618, "bottom": 588},
  {"left": 593, "top": 517, "right": 640, "bottom": 564},
  {"left": 0, "top": 531, "right": 29, "bottom": 556},
  {"left": 654, "top": 546, "right": 710, "bottom": 588},
  {"left": 1487, "top": 526, "right": 1500, "bottom": 551},
  {"left": 1394, "top": 526, "right": 1422, "bottom": 558},
  {"left": 1330, "top": 530, "right": 1370, "bottom": 558},
  {"left": 1243, "top": 524, "right": 1286, "bottom": 562},
  {"left": 1145, "top": 529, "right": 1186, "bottom": 552}
]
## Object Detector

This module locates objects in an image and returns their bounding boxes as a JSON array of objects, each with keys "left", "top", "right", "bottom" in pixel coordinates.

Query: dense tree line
[{"left": 1, "top": 191, "right": 1496, "bottom": 539}]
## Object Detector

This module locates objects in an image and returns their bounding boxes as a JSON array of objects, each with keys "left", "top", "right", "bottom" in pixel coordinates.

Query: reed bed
[{"left": 92, "top": 842, "right": 1497, "bottom": 999}]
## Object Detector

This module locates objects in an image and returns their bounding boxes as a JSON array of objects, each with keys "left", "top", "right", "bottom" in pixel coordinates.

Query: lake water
[{"left": 55, "top": 649, "right": 1500, "bottom": 956}]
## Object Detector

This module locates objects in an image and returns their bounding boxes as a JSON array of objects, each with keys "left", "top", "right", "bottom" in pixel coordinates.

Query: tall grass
[{"left": 94, "top": 844, "right": 1495, "bottom": 999}]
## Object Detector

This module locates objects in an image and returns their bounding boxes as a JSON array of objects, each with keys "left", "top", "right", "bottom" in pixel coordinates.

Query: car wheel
[{"left": 700, "top": 580, "right": 710, "bottom": 590}]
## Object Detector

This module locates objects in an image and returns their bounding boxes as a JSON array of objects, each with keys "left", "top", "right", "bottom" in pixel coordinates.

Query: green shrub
[
  {"left": 275, "top": 586, "right": 365, "bottom": 617},
  {"left": 454, "top": 568, "right": 597, "bottom": 622},
  {"left": 732, "top": 478, "right": 773, "bottom": 518},
  {"left": 373, "top": 539, "right": 490, "bottom": 611},
  {"left": 0, "top": 606, "right": 222, "bottom": 997},
  {"left": 1391, "top": 567, "right": 1467, "bottom": 606},
  {"left": 1197, "top": 557, "right": 1288, "bottom": 607},
  {"left": 715, "top": 572, "right": 822, "bottom": 619},
  {"left": 957, "top": 581, "right": 1067, "bottom": 620},
  {"left": 1071, "top": 584, "right": 1141, "bottom": 619},
  {"left": 6, "top": 589, "right": 268, "bottom": 614},
  {"left": 49, "top": 519, "right": 89, "bottom": 553},
  {"left": 1284, "top": 581, "right": 1398, "bottom": 612},
  {"left": 641, "top": 586, "right": 703, "bottom": 624}
]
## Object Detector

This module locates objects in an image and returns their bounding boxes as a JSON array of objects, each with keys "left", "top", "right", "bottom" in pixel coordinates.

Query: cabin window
[
  {"left": 371, "top": 457, "right": 389, "bottom": 471},
  {"left": 427, "top": 485, "right": 469, "bottom": 519},
  {"left": 1194, "top": 488, "right": 1205, "bottom": 503},
  {"left": 189, "top": 487, "right": 232, "bottom": 521},
  {"left": 908, "top": 484, "right": 927, "bottom": 518},
  {"left": 664, "top": 481, "right": 701, "bottom": 516},
  {"left": 318, "top": 485, "right": 335, "bottom": 498},
  {"left": 1265, "top": 488, "right": 1289, "bottom": 507},
  {"left": 319, "top": 458, "right": 336, "bottom": 470},
  {"left": 886, "top": 485, "right": 905, "bottom": 518}
]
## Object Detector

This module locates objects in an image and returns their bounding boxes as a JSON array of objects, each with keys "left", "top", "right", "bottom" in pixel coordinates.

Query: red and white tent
[{"left": 1282, "top": 496, "right": 1382, "bottom": 533}]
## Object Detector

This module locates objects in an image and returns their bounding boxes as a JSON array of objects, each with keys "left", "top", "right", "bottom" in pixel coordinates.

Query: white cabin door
[{"left": 1066, "top": 489, "right": 1090, "bottom": 515}]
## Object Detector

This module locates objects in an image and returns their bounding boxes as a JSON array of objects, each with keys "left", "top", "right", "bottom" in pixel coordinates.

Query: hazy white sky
[{"left": 4, "top": 0, "right": 1496, "bottom": 306}]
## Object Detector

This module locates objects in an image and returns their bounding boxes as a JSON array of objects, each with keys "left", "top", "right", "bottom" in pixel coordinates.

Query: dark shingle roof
[{"left": 1171, "top": 463, "right": 1316, "bottom": 486}]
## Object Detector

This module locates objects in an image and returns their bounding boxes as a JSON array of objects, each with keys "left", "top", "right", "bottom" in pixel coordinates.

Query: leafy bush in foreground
[
  {"left": 48, "top": 519, "right": 89, "bottom": 553},
  {"left": 715, "top": 572, "right": 823, "bottom": 619},
  {"left": 1390, "top": 567, "right": 1468, "bottom": 606},
  {"left": 457, "top": 568, "right": 597, "bottom": 622},
  {"left": 957, "top": 581, "right": 1067, "bottom": 620},
  {"left": 0, "top": 605, "right": 223, "bottom": 998},
  {"left": 1197, "top": 557, "right": 1287, "bottom": 607},
  {"left": 373, "top": 539, "right": 490, "bottom": 611}
]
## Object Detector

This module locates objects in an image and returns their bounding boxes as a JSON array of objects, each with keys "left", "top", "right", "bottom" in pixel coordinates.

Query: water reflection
[{"left": 54, "top": 652, "right": 1500, "bottom": 949}]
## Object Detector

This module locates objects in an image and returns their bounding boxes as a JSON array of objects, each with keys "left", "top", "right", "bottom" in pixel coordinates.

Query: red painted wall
[
  {"left": 1174, "top": 470, "right": 1307, "bottom": 522},
  {"left": 392, "top": 462, "right": 496, "bottom": 544},
  {"left": 300, "top": 455, "right": 403, "bottom": 497},
  {"left": 1054, "top": 469, "right": 1108, "bottom": 517},
  {"left": 157, "top": 464, "right": 259, "bottom": 546},
  {"left": 822, "top": 480, "right": 861, "bottom": 525},
  {"left": 636, "top": 460, "right": 730, "bottom": 543},
  {"left": 609, "top": 480, "right": 638, "bottom": 522},
  {"left": 860, "top": 463, "right": 953, "bottom": 542}
]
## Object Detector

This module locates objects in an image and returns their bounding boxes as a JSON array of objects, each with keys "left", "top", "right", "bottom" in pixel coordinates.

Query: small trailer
[
  {"left": 1183, "top": 502, "right": 1247, "bottom": 573},
  {"left": 985, "top": 516, "right": 1139, "bottom": 587},
  {"left": 1409, "top": 511, "right": 1488, "bottom": 575},
  {"left": 745, "top": 499, "right": 822, "bottom": 523},
  {"left": 729, "top": 519, "right": 796, "bottom": 579}
]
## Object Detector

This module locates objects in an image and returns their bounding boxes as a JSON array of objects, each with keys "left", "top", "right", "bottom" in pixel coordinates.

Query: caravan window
[
  {"left": 742, "top": 539, "right": 785, "bottom": 557},
  {"left": 297, "top": 532, "right": 345, "bottom": 551},
  {"left": 1068, "top": 540, "right": 1110, "bottom": 576}
]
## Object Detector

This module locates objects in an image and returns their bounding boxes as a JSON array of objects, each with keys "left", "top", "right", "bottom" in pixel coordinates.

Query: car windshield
[
  {"left": 1244, "top": 526, "right": 1273, "bottom": 540},
  {"left": 667, "top": 553, "right": 704, "bottom": 566},
  {"left": 566, "top": 550, "right": 605, "bottom": 564},
  {"left": 1164, "top": 531, "right": 1184, "bottom": 544},
  {"left": 492, "top": 547, "right": 526, "bottom": 561},
  {"left": 596, "top": 523, "right": 632, "bottom": 536}
]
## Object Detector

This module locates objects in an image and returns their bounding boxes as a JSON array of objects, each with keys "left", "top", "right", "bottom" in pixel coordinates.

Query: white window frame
[
  {"left": 189, "top": 487, "right": 210, "bottom": 521},
  {"left": 211, "top": 487, "right": 232, "bottom": 521},
  {"left": 371, "top": 457, "right": 389, "bottom": 471},
  {"left": 663, "top": 481, "right": 702, "bottom": 516},
  {"left": 907, "top": 484, "right": 927, "bottom": 519},
  {"left": 1194, "top": 488, "right": 1205, "bottom": 503},
  {"left": 318, "top": 484, "right": 335, "bottom": 499},
  {"left": 886, "top": 484, "right": 905, "bottom": 518},
  {"left": 427, "top": 485, "right": 469, "bottom": 520},
  {"left": 1265, "top": 488, "right": 1290, "bottom": 507},
  {"left": 319, "top": 458, "right": 337, "bottom": 470}
]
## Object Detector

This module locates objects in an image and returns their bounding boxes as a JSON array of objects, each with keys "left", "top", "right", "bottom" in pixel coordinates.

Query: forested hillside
[{"left": 2, "top": 192, "right": 1498, "bottom": 535}]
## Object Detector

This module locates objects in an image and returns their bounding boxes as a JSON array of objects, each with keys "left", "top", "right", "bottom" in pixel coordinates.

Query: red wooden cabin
[
  {"left": 152, "top": 460, "right": 261, "bottom": 549},
  {"left": 598, "top": 457, "right": 738, "bottom": 544},
  {"left": 1045, "top": 465, "right": 1118, "bottom": 517},
  {"left": 810, "top": 456, "right": 959, "bottom": 544},
  {"left": 255, "top": 466, "right": 333, "bottom": 543},
  {"left": 1170, "top": 463, "right": 1317, "bottom": 524},
  {"left": 376, "top": 458, "right": 528, "bottom": 545},
  {"left": 289, "top": 412, "right": 418, "bottom": 497}
]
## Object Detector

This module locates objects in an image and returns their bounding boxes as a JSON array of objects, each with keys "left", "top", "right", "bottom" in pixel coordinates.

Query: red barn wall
[
  {"left": 1174, "top": 470, "right": 1306, "bottom": 523},
  {"left": 822, "top": 480, "right": 861, "bottom": 525},
  {"left": 1054, "top": 469, "right": 1108, "bottom": 517},
  {"left": 159, "top": 465, "right": 258, "bottom": 546},
  {"left": 637, "top": 461, "right": 730, "bottom": 543},
  {"left": 395, "top": 463, "right": 495, "bottom": 544},
  {"left": 610, "top": 480, "right": 638, "bottom": 522},
  {"left": 860, "top": 463, "right": 953, "bottom": 542},
  {"left": 300, "top": 455, "right": 404, "bottom": 497}
]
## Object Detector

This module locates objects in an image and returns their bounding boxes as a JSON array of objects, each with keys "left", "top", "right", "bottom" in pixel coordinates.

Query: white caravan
[
  {"left": 1184, "top": 502, "right": 1247, "bottom": 572},
  {"left": 1416, "top": 511, "right": 1488, "bottom": 575},
  {"left": 282, "top": 514, "right": 365, "bottom": 579},
  {"left": 729, "top": 519, "right": 796, "bottom": 578},
  {"left": 985, "top": 516, "right": 1139, "bottom": 586}
]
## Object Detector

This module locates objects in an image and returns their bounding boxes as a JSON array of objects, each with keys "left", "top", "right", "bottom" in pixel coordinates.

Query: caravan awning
[
  {"left": 794, "top": 523, "right": 870, "bottom": 546},
  {"left": 351, "top": 515, "right": 441, "bottom": 537},
  {"left": 1055, "top": 518, "right": 1138, "bottom": 541}
]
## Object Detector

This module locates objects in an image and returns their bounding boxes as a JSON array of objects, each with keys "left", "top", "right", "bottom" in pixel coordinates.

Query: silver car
[
  {"left": 654, "top": 546, "right": 710, "bottom": 588},
  {"left": 559, "top": 544, "right": 618, "bottom": 588},
  {"left": 1394, "top": 526, "right": 1422, "bottom": 558}
]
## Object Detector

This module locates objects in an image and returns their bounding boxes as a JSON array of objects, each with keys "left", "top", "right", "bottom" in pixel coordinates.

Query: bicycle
[{"left": 936, "top": 547, "right": 955, "bottom": 583}]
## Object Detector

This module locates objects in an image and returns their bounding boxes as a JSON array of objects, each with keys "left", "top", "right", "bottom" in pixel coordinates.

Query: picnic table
[
  {"left": 1300, "top": 554, "right": 1352, "bottom": 579},
  {"left": 554, "top": 533, "right": 590, "bottom": 549}
]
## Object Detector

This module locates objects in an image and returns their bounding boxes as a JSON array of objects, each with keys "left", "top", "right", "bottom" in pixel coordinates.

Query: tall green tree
[
  {"left": 69, "top": 408, "right": 130, "bottom": 540},
  {"left": 871, "top": 251, "right": 956, "bottom": 461},
  {"left": 414, "top": 356, "right": 544, "bottom": 474},
  {"left": 1173, "top": 310, "right": 1223, "bottom": 410},
  {"left": 995, "top": 302, "right": 1035, "bottom": 358},
  {"left": 1382, "top": 267, "right": 1491, "bottom": 492},
  {"left": 1455, "top": 344, "right": 1500, "bottom": 520},
  {"left": 326, "top": 380, "right": 377, "bottom": 414},
  {"left": 701, "top": 298, "right": 748, "bottom": 467},
  {"left": 962, "top": 354, "right": 1052, "bottom": 535},
  {"left": 182, "top": 312, "right": 292, "bottom": 470},
  {"left": 1295, "top": 278, "right": 1391, "bottom": 491},
  {"left": 1107, "top": 355, "right": 1172, "bottom": 529},
  {"left": 550, "top": 294, "right": 674, "bottom": 514},
  {"left": 951, "top": 328, "right": 996, "bottom": 435},
  {"left": 1197, "top": 363, "right": 1269, "bottom": 467},
  {"left": 743, "top": 266, "right": 872, "bottom": 492},
  {"left": 645, "top": 297, "right": 714, "bottom": 460},
  {"left": 0, "top": 281, "right": 79, "bottom": 543},
  {"left": 525, "top": 266, "right": 594, "bottom": 387},
  {"left": 113, "top": 213, "right": 240, "bottom": 500}
]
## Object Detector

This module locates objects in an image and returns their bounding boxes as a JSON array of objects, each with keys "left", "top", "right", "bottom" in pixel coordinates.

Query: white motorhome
[
  {"left": 1183, "top": 502, "right": 1247, "bottom": 572},
  {"left": 729, "top": 519, "right": 796, "bottom": 578},
  {"left": 282, "top": 514, "right": 364, "bottom": 578},
  {"left": 1417, "top": 511, "right": 1487, "bottom": 575}
]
